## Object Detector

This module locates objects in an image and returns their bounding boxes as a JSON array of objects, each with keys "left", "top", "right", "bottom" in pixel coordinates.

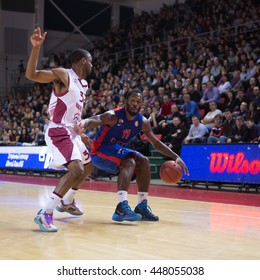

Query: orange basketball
[{"left": 160, "top": 161, "right": 183, "bottom": 184}]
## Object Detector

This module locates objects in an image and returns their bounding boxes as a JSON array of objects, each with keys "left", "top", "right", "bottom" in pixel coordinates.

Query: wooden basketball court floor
[{"left": 1, "top": 174, "right": 260, "bottom": 260}]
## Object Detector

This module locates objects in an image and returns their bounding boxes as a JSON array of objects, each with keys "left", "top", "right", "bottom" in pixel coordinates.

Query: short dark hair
[
  {"left": 124, "top": 88, "right": 142, "bottom": 100},
  {"left": 70, "top": 48, "right": 90, "bottom": 64}
]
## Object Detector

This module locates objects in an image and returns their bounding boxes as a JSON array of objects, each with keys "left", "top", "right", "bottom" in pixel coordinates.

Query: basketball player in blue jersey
[{"left": 80, "top": 88, "right": 189, "bottom": 222}]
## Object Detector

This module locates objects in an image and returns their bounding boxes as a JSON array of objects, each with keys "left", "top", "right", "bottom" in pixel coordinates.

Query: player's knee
[
  {"left": 136, "top": 155, "right": 150, "bottom": 168},
  {"left": 70, "top": 164, "right": 85, "bottom": 179},
  {"left": 121, "top": 157, "right": 136, "bottom": 170}
]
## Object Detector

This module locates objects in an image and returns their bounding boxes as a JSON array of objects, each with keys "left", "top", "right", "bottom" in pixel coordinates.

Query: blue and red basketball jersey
[{"left": 91, "top": 107, "right": 143, "bottom": 153}]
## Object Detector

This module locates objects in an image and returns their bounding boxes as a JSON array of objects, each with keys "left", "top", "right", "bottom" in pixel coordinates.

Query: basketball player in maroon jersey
[{"left": 26, "top": 27, "right": 93, "bottom": 232}]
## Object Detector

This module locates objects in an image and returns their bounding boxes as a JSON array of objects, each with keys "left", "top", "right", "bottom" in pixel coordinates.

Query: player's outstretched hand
[{"left": 176, "top": 157, "right": 190, "bottom": 176}]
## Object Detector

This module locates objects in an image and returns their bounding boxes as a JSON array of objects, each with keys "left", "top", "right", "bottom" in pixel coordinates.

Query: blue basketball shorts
[{"left": 91, "top": 143, "right": 142, "bottom": 174}]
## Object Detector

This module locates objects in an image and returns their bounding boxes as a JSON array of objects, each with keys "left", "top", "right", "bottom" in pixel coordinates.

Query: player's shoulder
[
  {"left": 52, "top": 67, "right": 67, "bottom": 74},
  {"left": 101, "top": 110, "right": 117, "bottom": 125}
]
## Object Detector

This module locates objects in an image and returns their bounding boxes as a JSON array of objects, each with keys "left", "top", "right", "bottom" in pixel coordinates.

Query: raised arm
[
  {"left": 141, "top": 117, "right": 189, "bottom": 175},
  {"left": 25, "top": 27, "right": 67, "bottom": 85}
]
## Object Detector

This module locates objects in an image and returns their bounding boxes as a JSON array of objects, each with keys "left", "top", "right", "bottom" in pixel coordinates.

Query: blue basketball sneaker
[
  {"left": 112, "top": 200, "right": 142, "bottom": 222},
  {"left": 134, "top": 199, "right": 159, "bottom": 221},
  {"left": 34, "top": 209, "right": 58, "bottom": 232}
]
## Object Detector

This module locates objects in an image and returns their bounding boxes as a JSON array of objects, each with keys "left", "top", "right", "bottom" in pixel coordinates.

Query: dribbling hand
[{"left": 176, "top": 157, "right": 190, "bottom": 176}]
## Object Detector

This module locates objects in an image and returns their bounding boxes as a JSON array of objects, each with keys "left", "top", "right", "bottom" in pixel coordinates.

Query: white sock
[
  {"left": 62, "top": 188, "right": 77, "bottom": 205},
  {"left": 118, "top": 190, "right": 128, "bottom": 203},
  {"left": 43, "top": 193, "right": 61, "bottom": 213},
  {"left": 138, "top": 192, "right": 148, "bottom": 204}
]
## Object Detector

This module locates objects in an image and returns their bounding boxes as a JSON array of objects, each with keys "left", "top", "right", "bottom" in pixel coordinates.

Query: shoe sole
[
  {"left": 112, "top": 213, "right": 142, "bottom": 222},
  {"left": 140, "top": 217, "right": 159, "bottom": 221},
  {"left": 56, "top": 205, "right": 83, "bottom": 216},
  {"left": 34, "top": 217, "right": 58, "bottom": 232},
  {"left": 135, "top": 209, "right": 159, "bottom": 221}
]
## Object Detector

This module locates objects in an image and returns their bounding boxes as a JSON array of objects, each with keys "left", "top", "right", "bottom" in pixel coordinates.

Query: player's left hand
[
  {"left": 74, "top": 122, "right": 84, "bottom": 135},
  {"left": 176, "top": 157, "right": 189, "bottom": 176},
  {"left": 81, "top": 133, "right": 92, "bottom": 148}
]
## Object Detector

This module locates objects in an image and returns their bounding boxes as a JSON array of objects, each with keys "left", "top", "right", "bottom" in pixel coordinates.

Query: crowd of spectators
[{"left": 0, "top": 0, "right": 260, "bottom": 155}]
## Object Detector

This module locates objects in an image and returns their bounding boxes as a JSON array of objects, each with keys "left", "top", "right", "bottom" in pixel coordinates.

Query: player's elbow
[{"left": 25, "top": 70, "right": 36, "bottom": 80}]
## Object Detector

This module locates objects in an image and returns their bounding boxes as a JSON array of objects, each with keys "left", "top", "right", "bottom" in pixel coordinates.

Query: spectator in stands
[
  {"left": 199, "top": 80, "right": 221, "bottom": 111},
  {"left": 246, "top": 77, "right": 258, "bottom": 102},
  {"left": 160, "top": 94, "right": 174, "bottom": 118},
  {"left": 252, "top": 86, "right": 260, "bottom": 108},
  {"left": 245, "top": 59, "right": 257, "bottom": 82},
  {"left": 163, "top": 116, "right": 188, "bottom": 155},
  {"left": 182, "top": 93, "right": 201, "bottom": 124},
  {"left": 210, "top": 57, "right": 222, "bottom": 83},
  {"left": 34, "top": 127, "right": 45, "bottom": 146},
  {"left": 233, "top": 101, "right": 250, "bottom": 119},
  {"left": 222, "top": 90, "right": 237, "bottom": 112},
  {"left": 187, "top": 84, "right": 201, "bottom": 103},
  {"left": 201, "top": 67, "right": 214, "bottom": 84},
  {"left": 165, "top": 104, "right": 182, "bottom": 122},
  {"left": 230, "top": 69, "right": 241, "bottom": 90},
  {"left": 207, "top": 114, "right": 224, "bottom": 144},
  {"left": 233, "top": 89, "right": 251, "bottom": 112},
  {"left": 16, "top": 128, "right": 32, "bottom": 145},
  {"left": 227, "top": 116, "right": 248, "bottom": 143},
  {"left": 0, "top": 129, "right": 10, "bottom": 145},
  {"left": 240, "top": 65, "right": 248, "bottom": 82},
  {"left": 148, "top": 89, "right": 157, "bottom": 107},
  {"left": 149, "top": 106, "right": 165, "bottom": 135},
  {"left": 227, "top": 49, "right": 237, "bottom": 71},
  {"left": 9, "top": 128, "right": 19, "bottom": 145},
  {"left": 217, "top": 74, "right": 232, "bottom": 96},
  {"left": 183, "top": 115, "right": 208, "bottom": 144},
  {"left": 246, "top": 118, "right": 260, "bottom": 143},
  {"left": 201, "top": 101, "right": 222, "bottom": 131},
  {"left": 248, "top": 102, "right": 260, "bottom": 125},
  {"left": 157, "top": 86, "right": 166, "bottom": 104},
  {"left": 218, "top": 109, "right": 235, "bottom": 143}
]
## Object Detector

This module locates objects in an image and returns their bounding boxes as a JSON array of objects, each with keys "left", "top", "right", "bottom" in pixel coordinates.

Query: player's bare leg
[
  {"left": 112, "top": 156, "right": 142, "bottom": 222},
  {"left": 56, "top": 162, "right": 94, "bottom": 215},
  {"left": 134, "top": 155, "right": 159, "bottom": 221}
]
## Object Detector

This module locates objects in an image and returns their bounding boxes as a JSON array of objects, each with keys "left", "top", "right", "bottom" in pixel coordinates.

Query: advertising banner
[{"left": 180, "top": 144, "right": 260, "bottom": 184}]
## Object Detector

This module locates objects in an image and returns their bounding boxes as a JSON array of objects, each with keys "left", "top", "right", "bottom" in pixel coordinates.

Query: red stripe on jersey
[
  {"left": 53, "top": 98, "right": 67, "bottom": 123},
  {"left": 114, "top": 106, "right": 124, "bottom": 112},
  {"left": 48, "top": 127, "right": 73, "bottom": 162},
  {"left": 94, "top": 150, "right": 121, "bottom": 165},
  {"left": 53, "top": 74, "right": 70, "bottom": 97},
  {"left": 91, "top": 126, "right": 110, "bottom": 151}
]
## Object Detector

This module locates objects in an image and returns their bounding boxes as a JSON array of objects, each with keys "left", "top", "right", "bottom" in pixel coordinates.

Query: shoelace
[
  {"left": 140, "top": 204, "right": 155, "bottom": 217},
  {"left": 122, "top": 202, "right": 135, "bottom": 214}
]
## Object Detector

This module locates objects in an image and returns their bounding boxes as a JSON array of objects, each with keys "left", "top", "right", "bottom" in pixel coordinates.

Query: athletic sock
[
  {"left": 62, "top": 188, "right": 77, "bottom": 205},
  {"left": 138, "top": 192, "right": 148, "bottom": 204},
  {"left": 43, "top": 192, "right": 61, "bottom": 213},
  {"left": 117, "top": 190, "right": 128, "bottom": 203}
]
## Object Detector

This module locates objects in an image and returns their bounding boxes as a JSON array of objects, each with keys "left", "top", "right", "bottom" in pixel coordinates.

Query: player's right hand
[{"left": 30, "top": 27, "right": 47, "bottom": 47}]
